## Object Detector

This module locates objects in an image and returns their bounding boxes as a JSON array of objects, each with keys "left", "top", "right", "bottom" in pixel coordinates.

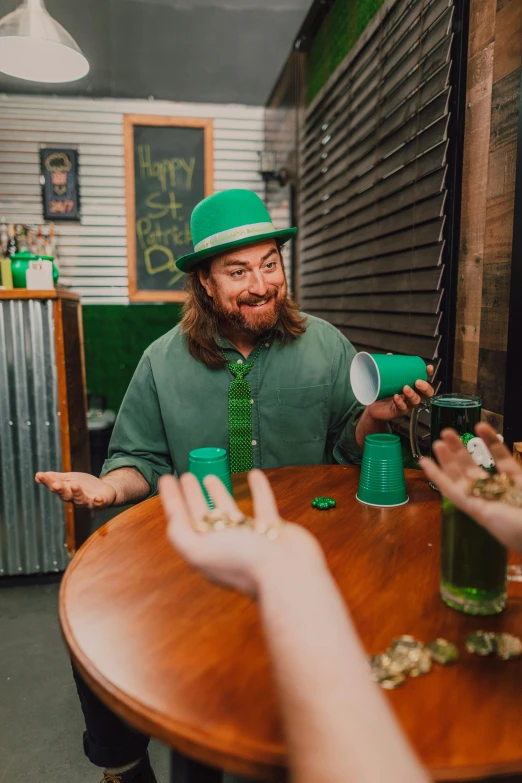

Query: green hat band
[{"left": 194, "top": 221, "right": 276, "bottom": 252}]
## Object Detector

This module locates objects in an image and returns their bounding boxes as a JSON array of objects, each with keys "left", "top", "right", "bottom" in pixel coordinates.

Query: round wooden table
[{"left": 60, "top": 465, "right": 522, "bottom": 781}]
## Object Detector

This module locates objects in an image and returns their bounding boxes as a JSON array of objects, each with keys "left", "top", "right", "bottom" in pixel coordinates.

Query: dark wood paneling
[
  {"left": 307, "top": 309, "right": 441, "bottom": 337},
  {"left": 301, "top": 193, "right": 445, "bottom": 261},
  {"left": 301, "top": 290, "right": 444, "bottom": 314},
  {"left": 298, "top": 0, "right": 454, "bottom": 367},
  {"left": 302, "top": 266, "right": 443, "bottom": 297},
  {"left": 302, "top": 82, "right": 451, "bottom": 198},
  {"left": 301, "top": 165, "right": 447, "bottom": 241},
  {"left": 302, "top": 219, "right": 446, "bottom": 274},
  {"left": 302, "top": 243, "right": 444, "bottom": 285}
]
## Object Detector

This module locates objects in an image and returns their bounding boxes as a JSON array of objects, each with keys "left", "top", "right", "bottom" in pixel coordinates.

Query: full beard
[{"left": 214, "top": 288, "right": 287, "bottom": 337}]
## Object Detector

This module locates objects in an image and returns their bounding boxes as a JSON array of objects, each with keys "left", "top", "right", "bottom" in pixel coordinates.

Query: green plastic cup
[
  {"left": 188, "top": 447, "right": 233, "bottom": 508},
  {"left": 357, "top": 433, "right": 408, "bottom": 507},
  {"left": 350, "top": 352, "right": 428, "bottom": 405}
]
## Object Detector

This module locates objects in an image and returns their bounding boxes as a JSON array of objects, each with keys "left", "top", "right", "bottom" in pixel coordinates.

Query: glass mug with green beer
[{"left": 410, "top": 393, "right": 508, "bottom": 615}]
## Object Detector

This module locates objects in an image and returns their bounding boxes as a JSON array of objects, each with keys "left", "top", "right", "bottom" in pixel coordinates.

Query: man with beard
[{"left": 36, "top": 189, "right": 433, "bottom": 783}]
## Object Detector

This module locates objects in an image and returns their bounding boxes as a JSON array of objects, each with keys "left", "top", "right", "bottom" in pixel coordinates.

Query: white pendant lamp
[{"left": 0, "top": 0, "right": 89, "bottom": 83}]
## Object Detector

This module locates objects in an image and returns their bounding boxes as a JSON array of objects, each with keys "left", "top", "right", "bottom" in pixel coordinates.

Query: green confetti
[{"left": 312, "top": 496, "right": 337, "bottom": 510}]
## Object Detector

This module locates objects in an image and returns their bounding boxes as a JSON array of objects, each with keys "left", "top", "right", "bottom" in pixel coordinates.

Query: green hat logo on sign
[{"left": 176, "top": 189, "right": 297, "bottom": 273}]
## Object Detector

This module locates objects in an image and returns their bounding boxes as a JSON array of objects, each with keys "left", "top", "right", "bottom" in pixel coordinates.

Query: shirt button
[
  {"left": 252, "top": 439, "right": 257, "bottom": 446},
  {"left": 250, "top": 399, "right": 254, "bottom": 405},
  {"left": 236, "top": 359, "right": 243, "bottom": 364},
  {"left": 264, "top": 342, "right": 270, "bottom": 348}
]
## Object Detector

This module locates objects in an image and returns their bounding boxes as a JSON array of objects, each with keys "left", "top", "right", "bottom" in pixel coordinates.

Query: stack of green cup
[
  {"left": 188, "top": 447, "right": 233, "bottom": 509},
  {"left": 350, "top": 352, "right": 428, "bottom": 405},
  {"left": 357, "top": 433, "right": 408, "bottom": 507}
]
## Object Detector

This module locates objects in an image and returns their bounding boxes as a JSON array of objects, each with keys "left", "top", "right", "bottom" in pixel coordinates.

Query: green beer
[
  {"left": 441, "top": 498, "right": 507, "bottom": 615},
  {"left": 412, "top": 392, "right": 508, "bottom": 614},
  {"left": 433, "top": 395, "right": 507, "bottom": 614},
  {"left": 430, "top": 394, "right": 482, "bottom": 452}
]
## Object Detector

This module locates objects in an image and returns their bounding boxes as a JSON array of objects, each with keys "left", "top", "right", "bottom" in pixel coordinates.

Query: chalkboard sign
[
  {"left": 124, "top": 115, "right": 213, "bottom": 302},
  {"left": 40, "top": 147, "right": 80, "bottom": 221}
]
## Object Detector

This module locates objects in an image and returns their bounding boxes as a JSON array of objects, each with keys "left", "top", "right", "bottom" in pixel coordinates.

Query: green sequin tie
[{"left": 222, "top": 342, "right": 265, "bottom": 474}]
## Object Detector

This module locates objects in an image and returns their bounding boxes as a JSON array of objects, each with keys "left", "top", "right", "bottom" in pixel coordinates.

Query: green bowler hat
[{"left": 176, "top": 189, "right": 297, "bottom": 273}]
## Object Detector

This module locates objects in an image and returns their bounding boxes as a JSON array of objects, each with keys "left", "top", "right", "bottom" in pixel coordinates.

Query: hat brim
[{"left": 175, "top": 227, "right": 297, "bottom": 273}]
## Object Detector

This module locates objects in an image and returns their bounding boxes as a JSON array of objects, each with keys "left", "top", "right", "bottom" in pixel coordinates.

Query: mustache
[{"left": 237, "top": 289, "right": 278, "bottom": 306}]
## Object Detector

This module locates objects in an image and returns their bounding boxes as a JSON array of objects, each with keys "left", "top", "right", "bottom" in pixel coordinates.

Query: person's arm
[
  {"left": 100, "top": 352, "right": 173, "bottom": 495},
  {"left": 421, "top": 422, "right": 522, "bottom": 552},
  {"left": 259, "top": 551, "right": 428, "bottom": 783},
  {"left": 36, "top": 353, "right": 171, "bottom": 508},
  {"left": 160, "top": 470, "right": 429, "bottom": 783},
  {"left": 35, "top": 466, "right": 150, "bottom": 508}
]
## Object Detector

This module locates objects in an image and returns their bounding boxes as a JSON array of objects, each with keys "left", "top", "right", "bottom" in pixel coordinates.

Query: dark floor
[
  {"left": 0, "top": 578, "right": 171, "bottom": 783},
  {"left": 0, "top": 504, "right": 240, "bottom": 783}
]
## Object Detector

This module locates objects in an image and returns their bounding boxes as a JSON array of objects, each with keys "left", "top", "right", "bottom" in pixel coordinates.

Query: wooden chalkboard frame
[{"left": 124, "top": 115, "right": 214, "bottom": 302}]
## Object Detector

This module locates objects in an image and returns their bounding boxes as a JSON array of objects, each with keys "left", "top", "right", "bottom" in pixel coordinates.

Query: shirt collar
[{"left": 215, "top": 330, "right": 273, "bottom": 352}]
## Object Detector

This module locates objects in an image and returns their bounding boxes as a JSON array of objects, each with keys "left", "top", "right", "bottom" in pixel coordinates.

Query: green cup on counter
[
  {"left": 350, "top": 352, "right": 428, "bottom": 406},
  {"left": 357, "top": 433, "right": 408, "bottom": 508},
  {"left": 188, "top": 447, "right": 233, "bottom": 508},
  {"left": 10, "top": 250, "right": 59, "bottom": 288}
]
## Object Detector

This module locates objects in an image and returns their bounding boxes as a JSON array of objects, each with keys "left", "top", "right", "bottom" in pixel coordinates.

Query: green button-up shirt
[{"left": 101, "top": 314, "right": 365, "bottom": 495}]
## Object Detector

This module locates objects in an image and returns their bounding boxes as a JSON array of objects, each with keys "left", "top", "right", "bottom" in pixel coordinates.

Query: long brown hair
[{"left": 180, "top": 256, "right": 306, "bottom": 368}]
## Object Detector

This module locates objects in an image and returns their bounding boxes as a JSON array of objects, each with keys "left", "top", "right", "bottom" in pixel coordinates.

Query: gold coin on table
[
  {"left": 380, "top": 673, "right": 406, "bottom": 690},
  {"left": 387, "top": 650, "right": 412, "bottom": 675},
  {"left": 390, "top": 635, "right": 423, "bottom": 650},
  {"left": 425, "top": 638, "right": 459, "bottom": 665},
  {"left": 417, "top": 649, "right": 433, "bottom": 674},
  {"left": 496, "top": 633, "right": 522, "bottom": 660},
  {"left": 466, "top": 631, "right": 496, "bottom": 656},
  {"left": 369, "top": 654, "right": 391, "bottom": 683}
]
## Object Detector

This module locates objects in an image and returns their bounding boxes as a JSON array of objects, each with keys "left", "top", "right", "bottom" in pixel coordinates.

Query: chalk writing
[
  {"left": 138, "top": 145, "right": 196, "bottom": 192},
  {"left": 131, "top": 124, "right": 205, "bottom": 295}
]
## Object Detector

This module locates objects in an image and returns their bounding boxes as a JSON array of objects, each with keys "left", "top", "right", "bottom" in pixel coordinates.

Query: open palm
[
  {"left": 421, "top": 422, "right": 522, "bottom": 552},
  {"left": 35, "top": 470, "right": 116, "bottom": 508},
  {"left": 159, "top": 470, "right": 322, "bottom": 597}
]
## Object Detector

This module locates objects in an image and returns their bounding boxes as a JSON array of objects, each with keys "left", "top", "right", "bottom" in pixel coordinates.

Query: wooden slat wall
[
  {"left": 453, "top": 0, "right": 522, "bottom": 431},
  {"left": 298, "top": 0, "right": 454, "bottom": 367},
  {"left": 0, "top": 95, "right": 271, "bottom": 304}
]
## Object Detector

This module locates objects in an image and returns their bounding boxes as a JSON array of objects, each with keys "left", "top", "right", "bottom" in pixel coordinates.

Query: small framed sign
[{"left": 40, "top": 147, "right": 80, "bottom": 221}]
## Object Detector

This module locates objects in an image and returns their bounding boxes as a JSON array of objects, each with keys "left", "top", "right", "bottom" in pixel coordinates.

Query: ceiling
[{"left": 0, "top": 0, "right": 311, "bottom": 105}]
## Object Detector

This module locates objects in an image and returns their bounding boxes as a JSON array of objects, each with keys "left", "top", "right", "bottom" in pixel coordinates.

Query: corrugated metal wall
[
  {"left": 298, "top": 0, "right": 453, "bottom": 374},
  {"left": 0, "top": 299, "right": 67, "bottom": 575},
  {"left": 0, "top": 95, "right": 285, "bottom": 304}
]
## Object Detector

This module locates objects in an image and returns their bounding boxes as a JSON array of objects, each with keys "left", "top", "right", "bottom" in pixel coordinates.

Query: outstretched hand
[
  {"left": 35, "top": 471, "right": 116, "bottom": 509},
  {"left": 420, "top": 422, "right": 522, "bottom": 552},
  {"left": 159, "top": 469, "right": 323, "bottom": 597}
]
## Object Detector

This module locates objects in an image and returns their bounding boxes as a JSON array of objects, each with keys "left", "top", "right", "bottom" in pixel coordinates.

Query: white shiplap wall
[{"left": 0, "top": 94, "right": 288, "bottom": 304}]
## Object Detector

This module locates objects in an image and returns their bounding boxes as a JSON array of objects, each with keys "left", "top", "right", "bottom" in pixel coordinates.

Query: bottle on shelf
[
  {"left": 0, "top": 219, "right": 8, "bottom": 257},
  {"left": 7, "top": 224, "right": 18, "bottom": 257},
  {"left": 36, "top": 225, "right": 44, "bottom": 256},
  {"left": 43, "top": 225, "right": 52, "bottom": 257},
  {"left": 18, "top": 225, "right": 28, "bottom": 252},
  {"left": 26, "top": 225, "right": 35, "bottom": 254}
]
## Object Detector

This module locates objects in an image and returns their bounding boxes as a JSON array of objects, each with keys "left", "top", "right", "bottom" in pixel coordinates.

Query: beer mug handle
[{"left": 410, "top": 400, "right": 430, "bottom": 465}]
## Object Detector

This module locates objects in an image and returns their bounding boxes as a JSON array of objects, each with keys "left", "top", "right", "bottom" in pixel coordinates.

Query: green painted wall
[
  {"left": 307, "top": 0, "right": 386, "bottom": 103},
  {"left": 83, "top": 304, "right": 182, "bottom": 412}
]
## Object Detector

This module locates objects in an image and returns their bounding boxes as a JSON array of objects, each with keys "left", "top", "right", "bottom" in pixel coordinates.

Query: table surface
[{"left": 59, "top": 465, "right": 522, "bottom": 781}]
